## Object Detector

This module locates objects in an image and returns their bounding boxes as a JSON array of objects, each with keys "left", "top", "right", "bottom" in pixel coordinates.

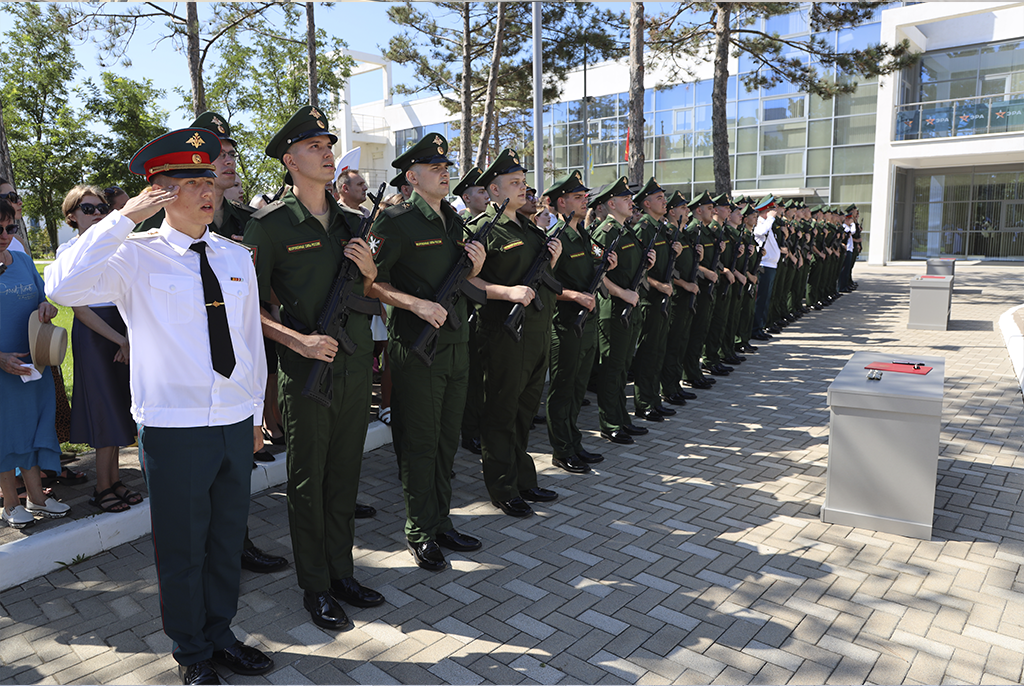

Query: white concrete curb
[
  {"left": 0, "top": 421, "right": 392, "bottom": 591},
  {"left": 998, "top": 303, "right": 1024, "bottom": 397}
]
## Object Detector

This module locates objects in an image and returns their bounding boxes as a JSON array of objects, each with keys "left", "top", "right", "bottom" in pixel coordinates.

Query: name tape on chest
[
  {"left": 568, "top": 251, "right": 586, "bottom": 259},
  {"left": 287, "top": 240, "right": 321, "bottom": 253},
  {"left": 414, "top": 238, "right": 444, "bottom": 248},
  {"left": 501, "top": 240, "right": 524, "bottom": 252}
]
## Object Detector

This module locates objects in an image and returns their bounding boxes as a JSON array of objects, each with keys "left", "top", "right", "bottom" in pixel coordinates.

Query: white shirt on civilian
[
  {"left": 44, "top": 210, "right": 266, "bottom": 428},
  {"left": 754, "top": 215, "right": 781, "bottom": 268},
  {"left": 844, "top": 221, "right": 856, "bottom": 251}
]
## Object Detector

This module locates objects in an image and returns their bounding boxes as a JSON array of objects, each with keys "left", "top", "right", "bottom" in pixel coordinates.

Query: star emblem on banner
[{"left": 995, "top": 110, "right": 1007, "bottom": 119}]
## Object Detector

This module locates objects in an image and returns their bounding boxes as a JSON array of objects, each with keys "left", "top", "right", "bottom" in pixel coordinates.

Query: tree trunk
[
  {"left": 626, "top": 1, "right": 645, "bottom": 186},
  {"left": 0, "top": 100, "right": 30, "bottom": 252},
  {"left": 186, "top": 2, "right": 205, "bottom": 116},
  {"left": 460, "top": 2, "right": 473, "bottom": 173},
  {"left": 475, "top": 1, "right": 506, "bottom": 169},
  {"left": 711, "top": 3, "right": 732, "bottom": 196},
  {"left": 306, "top": 3, "right": 318, "bottom": 108}
]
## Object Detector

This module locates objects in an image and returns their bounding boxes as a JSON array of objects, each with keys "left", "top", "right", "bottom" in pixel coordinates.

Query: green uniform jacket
[
  {"left": 370, "top": 192, "right": 469, "bottom": 346},
  {"left": 552, "top": 218, "right": 602, "bottom": 326},
  {"left": 636, "top": 214, "right": 671, "bottom": 304},
  {"left": 594, "top": 216, "right": 643, "bottom": 313}
]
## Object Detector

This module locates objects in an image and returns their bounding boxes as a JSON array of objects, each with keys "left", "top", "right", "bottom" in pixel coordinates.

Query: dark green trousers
[
  {"left": 660, "top": 293, "right": 694, "bottom": 398},
  {"left": 704, "top": 281, "right": 730, "bottom": 364},
  {"left": 278, "top": 346, "right": 370, "bottom": 591},
  {"left": 597, "top": 298, "right": 641, "bottom": 432},
  {"left": 724, "top": 286, "right": 743, "bottom": 357},
  {"left": 738, "top": 286, "right": 756, "bottom": 347},
  {"left": 460, "top": 312, "right": 483, "bottom": 442},
  {"left": 683, "top": 287, "right": 714, "bottom": 382},
  {"left": 389, "top": 338, "right": 467, "bottom": 543},
  {"left": 139, "top": 419, "right": 251, "bottom": 666},
  {"left": 479, "top": 323, "right": 548, "bottom": 502},
  {"left": 633, "top": 298, "right": 670, "bottom": 412},
  {"left": 547, "top": 306, "right": 597, "bottom": 460}
]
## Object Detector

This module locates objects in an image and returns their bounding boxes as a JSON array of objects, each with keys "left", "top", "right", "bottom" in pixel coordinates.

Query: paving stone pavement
[{"left": 2, "top": 263, "right": 1023, "bottom": 686}]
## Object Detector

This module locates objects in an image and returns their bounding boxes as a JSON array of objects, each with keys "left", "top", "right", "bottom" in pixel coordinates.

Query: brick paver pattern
[{"left": 1, "top": 264, "right": 1023, "bottom": 685}]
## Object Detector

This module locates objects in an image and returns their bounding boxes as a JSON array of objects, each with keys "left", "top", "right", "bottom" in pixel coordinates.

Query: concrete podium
[
  {"left": 822, "top": 352, "right": 945, "bottom": 539},
  {"left": 908, "top": 274, "right": 953, "bottom": 330},
  {"left": 926, "top": 258, "right": 955, "bottom": 277}
]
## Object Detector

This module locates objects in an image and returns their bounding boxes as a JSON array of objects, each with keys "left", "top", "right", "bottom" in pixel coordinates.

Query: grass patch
[{"left": 35, "top": 261, "right": 76, "bottom": 397}]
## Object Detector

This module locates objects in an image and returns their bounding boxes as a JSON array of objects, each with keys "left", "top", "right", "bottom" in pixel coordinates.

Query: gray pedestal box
[
  {"left": 908, "top": 274, "right": 953, "bottom": 330},
  {"left": 822, "top": 352, "right": 945, "bottom": 539},
  {"left": 926, "top": 258, "right": 955, "bottom": 277}
]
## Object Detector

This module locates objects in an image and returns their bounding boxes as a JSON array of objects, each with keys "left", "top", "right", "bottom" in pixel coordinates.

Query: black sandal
[
  {"left": 40, "top": 467, "right": 88, "bottom": 486},
  {"left": 262, "top": 428, "right": 286, "bottom": 446},
  {"left": 111, "top": 480, "right": 143, "bottom": 505},
  {"left": 90, "top": 487, "right": 130, "bottom": 513}
]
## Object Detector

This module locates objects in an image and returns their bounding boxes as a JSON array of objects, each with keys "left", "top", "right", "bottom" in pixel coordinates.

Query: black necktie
[{"left": 190, "top": 242, "right": 236, "bottom": 378}]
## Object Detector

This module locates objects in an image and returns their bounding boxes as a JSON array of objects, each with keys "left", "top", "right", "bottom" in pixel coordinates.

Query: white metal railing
[{"left": 353, "top": 113, "right": 388, "bottom": 134}]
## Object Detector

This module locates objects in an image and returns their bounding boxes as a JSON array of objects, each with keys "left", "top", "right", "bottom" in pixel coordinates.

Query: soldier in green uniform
[
  {"left": 390, "top": 170, "right": 413, "bottom": 201},
  {"left": 659, "top": 191, "right": 701, "bottom": 405},
  {"left": 719, "top": 201, "right": 749, "bottom": 366},
  {"left": 702, "top": 194, "right": 737, "bottom": 376},
  {"left": 630, "top": 179, "right": 681, "bottom": 422},
  {"left": 592, "top": 177, "right": 655, "bottom": 445},
  {"left": 243, "top": 106, "right": 384, "bottom": 632},
  {"left": 735, "top": 203, "right": 761, "bottom": 354},
  {"left": 452, "top": 166, "right": 488, "bottom": 454},
  {"left": 682, "top": 192, "right": 722, "bottom": 388},
  {"left": 544, "top": 171, "right": 617, "bottom": 473},
  {"left": 467, "top": 149, "right": 563, "bottom": 518},
  {"left": 368, "top": 134, "right": 486, "bottom": 571}
]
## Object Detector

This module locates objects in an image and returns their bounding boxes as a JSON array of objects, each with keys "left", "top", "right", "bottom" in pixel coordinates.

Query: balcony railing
[
  {"left": 353, "top": 113, "right": 388, "bottom": 135},
  {"left": 893, "top": 91, "right": 1024, "bottom": 141}
]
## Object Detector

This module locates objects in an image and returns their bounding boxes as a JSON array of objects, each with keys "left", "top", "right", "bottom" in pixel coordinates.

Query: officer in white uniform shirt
[{"left": 45, "top": 129, "right": 273, "bottom": 686}]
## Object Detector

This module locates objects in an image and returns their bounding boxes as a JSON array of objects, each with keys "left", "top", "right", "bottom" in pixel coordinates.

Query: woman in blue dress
[{"left": 0, "top": 200, "right": 71, "bottom": 528}]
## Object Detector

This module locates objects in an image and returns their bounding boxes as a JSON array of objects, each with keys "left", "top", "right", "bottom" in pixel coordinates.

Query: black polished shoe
[
  {"left": 493, "top": 496, "right": 533, "bottom": 517},
  {"left": 740, "top": 344, "right": 758, "bottom": 353},
  {"left": 717, "top": 363, "right": 735, "bottom": 373},
  {"left": 634, "top": 408, "right": 664, "bottom": 422},
  {"left": 355, "top": 503, "right": 376, "bottom": 519},
  {"left": 653, "top": 404, "right": 676, "bottom": 416},
  {"left": 240, "top": 546, "right": 288, "bottom": 574},
  {"left": 553, "top": 454, "right": 590, "bottom": 474},
  {"left": 663, "top": 393, "right": 687, "bottom": 406},
  {"left": 253, "top": 449, "right": 275, "bottom": 462},
  {"left": 179, "top": 660, "right": 221, "bottom": 685},
  {"left": 330, "top": 576, "right": 385, "bottom": 608},
  {"left": 519, "top": 487, "right": 558, "bottom": 502},
  {"left": 581, "top": 397, "right": 591, "bottom": 406},
  {"left": 723, "top": 355, "right": 744, "bottom": 364},
  {"left": 461, "top": 436, "right": 482, "bottom": 455},
  {"left": 532, "top": 414, "right": 545, "bottom": 426},
  {"left": 577, "top": 448, "right": 604, "bottom": 464},
  {"left": 678, "top": 389, "right": 697, "bottom": 399},
  {"left": 408, "top": 540, "right": 446, "bottom": 571},
  {"left": 705, "top": 365, "right": 730, "bottom": 377},
  {"left": 766, "top": 325, "right": 782, "bottom": 334},
  {"left": 623, "top": 423, "right": 649, "bottom": 436},
  {"left": 684, "top": 378, "right": 713, "bottom": 390},
  {"left": 303, "top": 590, "right": 350, "bottom": 631},
  {"left": 212, "top": 641, "right": 274, "bottom": 676},
  {"left": 751, "top": 330, "right": 770, "bottom": 341},
  {"left": 600, "top": 429, "right": 634, "bottom": 445},
  {"left": 436, "top": 528, "right": 482, "bottom": 552}
]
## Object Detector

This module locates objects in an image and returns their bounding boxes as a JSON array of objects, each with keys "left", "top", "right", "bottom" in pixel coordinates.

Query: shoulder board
[
  {"left": 126, "top": 229, "right": 160, "bottom": 240},
  {"left": 383, "top": 202, "right": 414, "bottom": 219},
  {"left": 228, "top": 199, "right": 255, "bottom": 215},
  {"left": 251, "top": 200, "right": 285, "bottom": 220}
]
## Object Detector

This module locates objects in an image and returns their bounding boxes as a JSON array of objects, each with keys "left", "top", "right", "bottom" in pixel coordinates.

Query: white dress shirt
[
  {"left": 45, "top": 211, "right": 266, "bottom": 428},
  {"left": 844, "top": 221, "right": 856, "bottom": 251},
  {"left": 754, "top": 215, "right": 781, "bottom": 268}
]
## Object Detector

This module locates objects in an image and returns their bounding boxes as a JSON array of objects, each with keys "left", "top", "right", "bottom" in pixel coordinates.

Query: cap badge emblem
[{"left": 187, "top": 132, "right": 205, "bottom": 149}]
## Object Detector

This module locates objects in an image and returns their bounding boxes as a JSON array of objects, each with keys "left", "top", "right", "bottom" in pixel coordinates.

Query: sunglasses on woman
[
  {"left": 0, "top": 191, "right": 20, "bottom": 203},
  {"left": 77, "top": 202, "right": 110, "bottom": 216},
  {"left": 2, "top": 224, "right": 18, "bottom": 235}
]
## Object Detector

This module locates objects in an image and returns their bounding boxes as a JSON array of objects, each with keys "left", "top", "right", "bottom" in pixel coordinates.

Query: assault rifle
[
  {"left": 503, "top": 213, "right": 569, "bottom": 342},
  {"left": 301, "top": 182, "right": 386, "bottom": 408},
  {"left": 573, "top": 224, "right": 620, "bottom": 337},
  {"left": 658, "top": 217, "right": 683, "bottom": 318},
  {"left": 410, "top": 199, "right": 508, "bottom": 366},
  {"left": 685, "top": 229, "right": 703, "bottom": 313},
  {"left": 619, "top": 222, "right": 660, "bottom": 327}
]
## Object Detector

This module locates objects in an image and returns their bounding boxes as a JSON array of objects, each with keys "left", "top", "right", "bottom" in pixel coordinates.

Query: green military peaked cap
[
  {"left": 666, "top": 190, "right": 687, "bottom": 209},
  {"left": 390, "top": 169, "right": 410, "bottom": 189},
  {"left": 710, "top": 192, "right": 731, "bottom": 207},
  {"left": 589, "top": 176, "right": 632, "bottom": 207},
  {"left": 633, "top": 178, "right": 665, "bottom": 206},
  {"left": 478, "top": 148, "right": 527, "bottom": 188},
  {"left": 740, "top": 203, "right": 757, "bottom": 217},
  {"left": 128, "top": 128, "right": 221, "bottom": 182},
  {"left": 452, "top": 167, "right": 483, "bottom": 197},
  {"left": 844, "top": 203, "right": 858, "bottom": 214},
  {"left": 687, "top": 190, "right": 713, "bottom": 210},
  {"left": 546, "top": 170, "right": 589, "bottom": 202},
  {"left": 191, "top": 111, "right": 236, "bottom": 146},
  {"left": 265, "top": 105, "right": 337, "bottom": 160},
  {"left": 811, "top": 205, "right": 824, "bottom": 215},
  {"left": 392, "top": 133, "right": 453, "bottom": 171},
  {"left": 752, "top": 194, "right": 776, "bottom": 211}
]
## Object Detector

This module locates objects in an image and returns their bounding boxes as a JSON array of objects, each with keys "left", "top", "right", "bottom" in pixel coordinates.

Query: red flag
[{"left": 624, "top": 136, "right": 629, "bottom": 162}]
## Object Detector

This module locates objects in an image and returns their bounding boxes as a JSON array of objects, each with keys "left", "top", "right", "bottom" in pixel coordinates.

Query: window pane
[
  {"left": 658, "top": 158, "right": 692, "bottom": 185},
  {"left": 651, "top": 110, "right": 673, "bottom": 136},
  {"left": 765, "top": 79, "right": 801, "bottom": 98},
  {"left": 832, "top": 174, "right": 873, "bottom": 202},
  {"left": 807, "top": 175, "right": 831, "bottom": 188},
  {"left": 656, "top": 133, "right": 691, "bottom": 159},
  {"left": 737, "top": 100, "right": 759, "bottom": 127},
  {"left": 834, "top": 115, "right": 876, "bottom": 145},
  {"left": 695, "top": 80, "right": 713, "bottom": 106},
  {"left": 553, "top": 123, "right": 567, "bottom": 146},
  {"left": 693, "top": 131, "right": 713, "bottom": 157},
  {"left": 568, "top": 145, "right": 583, "bottom": 167},
  {"left": 674, "top": 109, "right": 693, "bottom": 132},
  {"left": 694, "top": 157, "right": 714, "bottom": 182},
  {"left": 837, "top": 23, "right": 880, "bottom": 53},
  {"left": 593, "top": 141, "right": 619, "bottom": 165},
  {"left": 568, "top": 122, "right": 583, "bottom": 144},
  {"left": 763, "top": 96, "right": 806, "bottom": 121},
  {"left": 735, "top": 154, "right": 757, "bottom": 179},
  {"left": 761, "top": 122, "right": 806, "bottom": 150},
  {"left": 554, "top": 147, "right": 566, "bottom": 168},
  {"left": 551, "top": 102, "right": 567, "bottom": 123},
  {"left": 761, "top": 152, "right": 803, "bottom": 176},
  {"left": 736, "top": 127, "right": 758, "bottom": 153},
  {"left": 832, "top": 145, "right": 873, "bottom": 174},
  {"left": 656, "top": 82, "right": 694, "bottom": 110},
  {"left": 836, "top": 84, "right": 879, "bottom": 116},
  {"left": 694, "top": 105, "right": 712, "bottom": 130},
  {"left": 589, "top": 94, "right": 619, "bottom": 119},
  {"left": 808, "top": 119, "right": 832, "bottom": 147},
  {"left": 809, "top": 94, "right": 833, "bottom": 118},
  {"left": 807, "top": 148, "right": 831, "bottom": 176},
  {"left": 980, "top": 42, "right": 1021, "bottom": 78},
  {"left": 767, "top": 9, "right": 808, "bottom": 37}
]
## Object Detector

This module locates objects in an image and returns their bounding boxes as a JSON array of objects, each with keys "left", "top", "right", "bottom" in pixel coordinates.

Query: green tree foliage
[
  {"left": 648, "top": 2, "right": 918, "bottom": 194},
  {"left": 0, "top": 4, "right": 90, "bottom": 254},
  {"left": 385, "top": 1, "right": 627, "bottom": 168},
  {"left": 202, "top": 4, "right": 354, "bottom": 200},
  {"left": 82, "top": 73, "right": 168, "bottom": 196}
]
